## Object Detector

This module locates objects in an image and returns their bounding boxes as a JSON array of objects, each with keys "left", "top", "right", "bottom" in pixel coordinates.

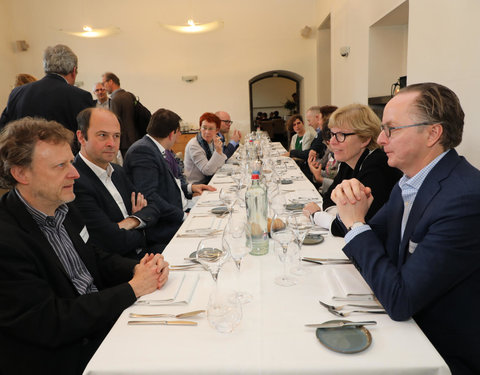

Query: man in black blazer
[
  {"left": 124, "top": 108, "right": 215, "bottom": 245},
  {"left": 0, "top": 44, "right": 94, "bottom": 132},
  {"left": 74, "top": 107, "right": 165, "bottom": 257},
  {"left": 0, "top": 117, "right": 169, "bottom": 375}
]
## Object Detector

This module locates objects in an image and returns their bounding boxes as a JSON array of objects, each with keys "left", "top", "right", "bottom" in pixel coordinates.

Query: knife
[
  {"left": 305, "top": 321, "right": 377, "bottom": 328},
  {"left": 302, "top": 258, "right": 352, "bottom": 265},
  {"left": 128, "top": 320, "right": 198, "bottom": 326}
]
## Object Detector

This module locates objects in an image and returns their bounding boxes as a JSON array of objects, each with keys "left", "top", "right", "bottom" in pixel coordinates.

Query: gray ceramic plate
[
  {"left": 316, "top": 320, "right": 372, "bottom": 354},
  {"left": 303, "top": 233, "right": 324, "bottom": 245},
  {"left": 211, "top": 206, "right": 229, "bottom": 215}
]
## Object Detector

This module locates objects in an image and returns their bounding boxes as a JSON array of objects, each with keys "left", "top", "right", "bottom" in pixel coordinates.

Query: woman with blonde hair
[{"left": 304, "top": 103, "right": 402, "bottom": 236}]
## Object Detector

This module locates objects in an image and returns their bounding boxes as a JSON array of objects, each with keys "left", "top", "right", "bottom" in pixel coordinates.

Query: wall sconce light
[
  {"left": 300, "top": 26, "right": 312, "bottom": 38},
  {"left": 391, "top": 76, "right": 407, "bottom": 96},
  {"left": 182, "top": 75, "right": 198, "bottom": 83},
  {"left": 340, "top": 46, "right": 350, "bottom": 57}
]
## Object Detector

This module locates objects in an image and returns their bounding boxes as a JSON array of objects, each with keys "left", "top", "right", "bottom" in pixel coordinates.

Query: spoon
[{"left": 129, "top": 309, "right": 205, "bottom": 319}]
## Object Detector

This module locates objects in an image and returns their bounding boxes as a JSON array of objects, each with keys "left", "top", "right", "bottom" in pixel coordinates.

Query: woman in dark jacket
[{"left": 304, "top": 103, "right": 401, "bottom": 236}]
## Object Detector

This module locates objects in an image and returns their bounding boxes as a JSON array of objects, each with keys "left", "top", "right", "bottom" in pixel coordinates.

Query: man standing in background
[
  {"left": 102, "top": 72, "right": 138, "bottom": 156},
  {"left": 0, "top": 44, "right": 94, "bottom": 133},
  {"left": 93, "top": 82, "right": 111, "bottom": 109}
]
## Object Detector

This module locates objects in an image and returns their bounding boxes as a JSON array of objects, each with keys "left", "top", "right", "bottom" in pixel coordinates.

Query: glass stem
[{"left": 282, "top": 245, "right": 288, "bottom": 279}]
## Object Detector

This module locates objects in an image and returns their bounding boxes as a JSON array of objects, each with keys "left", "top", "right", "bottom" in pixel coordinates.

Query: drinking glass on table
[
  {"left": 223, "top": 215, "right": 252, "bottom": 304},
  {"left": 196, "top": 237, "right": 229, "bottom": 285},
  {"left": 270, "top": 211, "right": 297, "bottom": 287},
  {"left": 219, "top": 187, "right": 237, "bottom": 214},
  {"left": 207, "top": 289, "right": 242, "bottom": 333},
  {"left": 231, "top": 167, "right": 244, "bottom": 191},
  {"left": 287, "top": 212, "right": 313, "bottom": 276}
]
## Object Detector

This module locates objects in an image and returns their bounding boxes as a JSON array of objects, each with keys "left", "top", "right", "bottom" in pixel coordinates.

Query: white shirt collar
[
  {"left": 147, "top": 134, "right": 166, "bottom": 155},
  {"left": 79, "top": 152, "right": 114, "bottom": 179}
]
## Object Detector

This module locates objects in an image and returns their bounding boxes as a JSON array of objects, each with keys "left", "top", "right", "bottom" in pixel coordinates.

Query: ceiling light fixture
[
  {"left": 161, "top": 19, "right": 223, "bottom": 34},
  {"left": 59, "top": 25, "right": 120, "bottom": 38}
]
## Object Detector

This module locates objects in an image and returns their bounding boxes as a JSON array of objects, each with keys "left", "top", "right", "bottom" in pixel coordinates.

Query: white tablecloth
[{"left": 83, "top": 145, "right": 450, "bottom": 375}]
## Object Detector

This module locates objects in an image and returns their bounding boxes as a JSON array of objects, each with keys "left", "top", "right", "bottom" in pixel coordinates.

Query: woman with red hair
[{"left": 184, "top": 112, "right": 227, "bottom": 184}]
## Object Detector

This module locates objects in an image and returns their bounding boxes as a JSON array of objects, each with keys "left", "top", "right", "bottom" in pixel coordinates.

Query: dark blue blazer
[
  {"left": 0, "top": 190, "right": 137, "bottom": 375},
  {"left": 0, "top": 73, "right": 94, "bottom": 131},
  {"left": 73, "top": 155, "right": 163, "bottom": 257},
  {"left": 124, "top": 136, "right": 188, "bottom": 246},
  {"left": 218, "top": 132, "right": 238, "bottom": 159},
  {"left": 343, "top": 149, "right": 480, "bottom": 374}
]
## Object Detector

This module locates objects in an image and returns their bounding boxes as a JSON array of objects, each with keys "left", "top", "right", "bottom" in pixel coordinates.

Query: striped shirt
[{"left": 16, "top": 189, "right": 98, "bottom": 295}]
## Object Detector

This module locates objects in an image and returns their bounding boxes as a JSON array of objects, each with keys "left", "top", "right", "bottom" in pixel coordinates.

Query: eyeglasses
[
  {"left": 380, "top": 121, "right": 435, "bottom": 138},
  {"left": 201, "top": 126, "right": 217, "bottom": 132},
  {"left": 94, "top": 88, "right": 105, "bottom": 93},
  {"left": 325, "top": 130, "right": 356, "bottom": 143},
  {"left": 221, "top": 120, "right": 233, "bottom": 125}
]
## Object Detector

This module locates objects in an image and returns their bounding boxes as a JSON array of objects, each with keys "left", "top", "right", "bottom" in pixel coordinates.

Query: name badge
[
  {"left": 408, "top": 240, "right": 418, "bottom": 254},
  {"left": 80, "top": 226, "right": 89, "bottom": 243}
]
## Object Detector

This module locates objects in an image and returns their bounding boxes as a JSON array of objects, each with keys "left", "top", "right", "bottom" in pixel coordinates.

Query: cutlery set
[
  {"left": 128, "top": 310, "right": 205, "bottom": 326},
  {"left": 305, "top": 301, "right": 386, "bottom": 329}
]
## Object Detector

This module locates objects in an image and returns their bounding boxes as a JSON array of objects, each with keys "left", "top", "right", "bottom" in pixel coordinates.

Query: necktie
[{"left": 164, "top": 150, "right": 180, "bottom": 178}]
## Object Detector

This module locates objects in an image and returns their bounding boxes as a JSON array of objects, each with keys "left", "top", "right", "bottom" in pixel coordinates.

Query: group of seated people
[{"left": 0, "top": 43, "right": 478, "bottom": 375}]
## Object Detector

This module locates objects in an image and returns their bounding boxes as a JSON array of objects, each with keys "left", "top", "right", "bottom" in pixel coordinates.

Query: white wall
[
  {"left": 314, "top": 0, "right": 480, "bottom": 168},
  {"left": 0, "top": 0, "right": 17, "bottom": 105},
  {"left": 0, "top": 0, "right": 320, "bottom": 140}
]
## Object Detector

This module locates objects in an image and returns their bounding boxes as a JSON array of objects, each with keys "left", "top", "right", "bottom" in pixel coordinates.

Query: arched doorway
[{"left": 249, "top": 70, "right": 303, "bottom": 146}]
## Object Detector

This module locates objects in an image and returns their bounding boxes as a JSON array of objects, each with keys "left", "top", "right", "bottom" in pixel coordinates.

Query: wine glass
[
  {"left": 287, "top": 212, "right": 313, "bottom": 276},
  {"left": 196, "top": 237, "right": 229, "bottom": 284},
  {"left": 270, "top": 211, "right": 297, "bottom": 287},
  {"left": 207, "top": 289, "right": 242, "bottom": 333},
  {"left": 219, "top": 187, "right": 237, "bottom": 214},
  {"left": 223, "top": 215, "right": 252, "bottom": 304},
  {"left": 231, "top": 167, "right": 244, "bottom": 191}
]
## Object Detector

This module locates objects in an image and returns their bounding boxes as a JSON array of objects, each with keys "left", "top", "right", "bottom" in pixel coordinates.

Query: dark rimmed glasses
[
  {"left": 380, "top": 121, "right": 436, "bottom": 138},
  {"left": 324, "top": 130, "right": 356, "bottom": 143},
  {"left": 221, "top": 120, "right": 233, "bottom": 125}
]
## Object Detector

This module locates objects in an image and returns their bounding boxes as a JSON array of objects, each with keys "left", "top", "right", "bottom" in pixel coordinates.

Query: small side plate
[
  {"left": 303, "top": 233, "right": 324, "bottom": 245},
  {"left": 285, "top": 203, "right": 304, "bottom": 211},
  {"left": 315, "top": 319, "right": 372, "bottom": 354},
  {"left": 211, "top": 206, "right": 229, "bottom": 215}
]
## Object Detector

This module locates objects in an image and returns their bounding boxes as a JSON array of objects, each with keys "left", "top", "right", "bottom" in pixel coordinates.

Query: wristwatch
[{"left": 348, "top": 221, "right": 365, "bottom": 231}]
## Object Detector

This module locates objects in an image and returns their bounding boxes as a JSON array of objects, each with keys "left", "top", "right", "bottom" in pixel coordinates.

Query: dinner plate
[
  {"left": 303, "top": 233, "right": 324, "bottom": 245},
  {"left": 285, "top": 203, "right": 304, "bottom": 211},
  {"left": 315, "top": 320, "right": 372, "bottom": 354},
  {"left": 211, "top": 206, "right": 229, "bottom": 215}
]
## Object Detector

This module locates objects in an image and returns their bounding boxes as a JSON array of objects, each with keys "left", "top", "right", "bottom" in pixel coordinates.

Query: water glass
[{"left": 207, "top": 289, "right": 242, "bottom": 333}]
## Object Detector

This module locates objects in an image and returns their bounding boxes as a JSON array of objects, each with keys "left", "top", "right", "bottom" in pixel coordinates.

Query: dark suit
[
  {"left": 124, "top": 136, "right": 189, "bottom": 246},
  {"left": 343, "top": 149, "right": 480, "bottom": 375},
  {"left": 0, "top": 73, "right": 94, "bottom": 131},
  {"left": 218, "top": 132, "right": 238, "bottom": 159},
  {"left": 73, "top": 155, "right": 163, "bottom": 258},
  {"left": 111, "top": 89, "right": 138, "bottom": 155},
  {"left": 0, "top": 190, "right": 137, "bottom": 375}
]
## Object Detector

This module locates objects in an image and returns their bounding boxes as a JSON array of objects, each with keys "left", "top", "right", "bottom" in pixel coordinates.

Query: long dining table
[{"left": 83, "top": 142, "right": 450, "bottom": 375}]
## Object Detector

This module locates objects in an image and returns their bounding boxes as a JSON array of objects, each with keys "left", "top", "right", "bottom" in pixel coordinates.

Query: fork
[{"left": 319, "top": 300, "right": 384, "bottom": 311}]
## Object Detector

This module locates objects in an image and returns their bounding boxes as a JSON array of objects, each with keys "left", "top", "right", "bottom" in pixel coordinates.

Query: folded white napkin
[
  {"left": 186, "top": 216, "right": 215, "bottom": 231},
  {"left": 135, "top": 273, "right": 200, "bottom": 306},
  {"left": 327, "top": 267, "right": 375, "bottom": 301}
]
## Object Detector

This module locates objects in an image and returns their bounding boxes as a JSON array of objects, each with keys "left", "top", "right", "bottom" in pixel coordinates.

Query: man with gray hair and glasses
[
  {"left": 331, "top": 82, "right": 480, "bottom": 374},
  {"left": 0, "top": 44, "right": 94, "bottom": 133}
]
